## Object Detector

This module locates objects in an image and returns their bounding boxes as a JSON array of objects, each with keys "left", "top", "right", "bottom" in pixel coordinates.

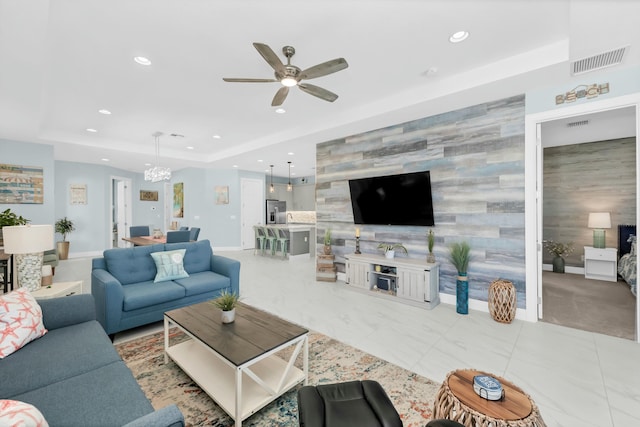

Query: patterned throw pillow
[
  {"left": 0, "top": 400, "right": 49, "bottom": 427},
  {"left": 0, "top": 288, "right": 48, "bottom": 359},
  {"left": 150, "top": 249, "right": 189, "bottom": 283}
]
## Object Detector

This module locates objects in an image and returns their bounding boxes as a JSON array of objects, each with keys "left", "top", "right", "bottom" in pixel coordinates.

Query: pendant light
[
  {"left": 269, "top": 165, "right": 275, "bottom": 193},
  {"left": 287, "top": 161, "right": 292, "bottom": 192},
  {"left": 144, "top": 131, "right": 171, "bottom": 182}
]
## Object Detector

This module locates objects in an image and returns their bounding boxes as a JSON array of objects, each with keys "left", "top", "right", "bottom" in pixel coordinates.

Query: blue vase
[{"left": 456, "top": 273, "right": 469, "bottom": 315}]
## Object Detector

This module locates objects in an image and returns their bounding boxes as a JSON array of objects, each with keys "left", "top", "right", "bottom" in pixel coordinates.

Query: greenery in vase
[
  {"left": 543, "top": 240, "right": 574, "bottom": 258},
  {"left": 427, "top": 229, "right": 435, "bottom": 254},
  {"left": 211, "top": 290, "right": 239, "bottom": 311},
  {"left": 55, "top": 217, "right": 75, "bottom": 242},
  {"left": 377, "top": 242, "right": 408, "bottom": 254},
  {"left": 324, "top": 228, "right": 331, "bottom": 246},
  {"left": 0, "top": 209, "right": 29, "bottom": 227},
  {"left": 448, "top": 241, "right": 471, "bottom": 274}
]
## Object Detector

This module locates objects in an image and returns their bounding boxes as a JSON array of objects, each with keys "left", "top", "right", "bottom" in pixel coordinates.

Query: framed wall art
[
  {"left": 140, "top": 190, "right": 158, "bottom": 201},
  {"left": 215, "top": 185, "right": 229, "bottom": 205},
  {"left": 173, "top": 182, "right": 184, "bottom": 218},
  {"left": 69, "top": 184, "right": 87, "bottom": 205},
  {"left": 0, "top": 163, "right": 44, "bottom": 204}
]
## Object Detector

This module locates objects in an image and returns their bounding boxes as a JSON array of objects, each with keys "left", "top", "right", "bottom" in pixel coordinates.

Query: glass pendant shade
[{"left": 145, "top": 132, "right": 171, "bottom": 182}]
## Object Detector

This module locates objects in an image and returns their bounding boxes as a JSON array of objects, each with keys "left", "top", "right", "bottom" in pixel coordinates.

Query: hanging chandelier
[
  {"left": 287, "top": 161, "right": 292, "bottom": 192},
  {"left": 144, "top": 131, "right": 171, "bottom": 182}
]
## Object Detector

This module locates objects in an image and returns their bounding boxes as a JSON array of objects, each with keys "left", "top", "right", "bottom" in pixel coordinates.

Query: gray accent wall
[
  {"left": 316, "top": 95, "right": 527, "bottom": 307},
  {"left": 543, "top": 137, "right": 637, "bottom": 266}
]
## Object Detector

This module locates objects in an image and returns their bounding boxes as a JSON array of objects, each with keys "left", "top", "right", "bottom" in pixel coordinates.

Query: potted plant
[
  {"left": 211, "top": 290, "right": 240, "bottom": 323},
  {"left": 377, "top": 243, "right": 407, "bottom": 259},
  {"left": 448, "top": 241, "right": 471, "bottom": 315},
  {"left": 323, "top": 228, "right": 332, "bottom": 255},
  {"left": 0, "top": 208, "right": 30, "bottom": 246},
  {"left": 543, "top": 240, "right": 574, "bottom": 273},
  {"left": 55, "top": 217, "right": 75, "bottom": 260},
  {"left": 427, "top": 229, "right": 435, "bottom": 263}
]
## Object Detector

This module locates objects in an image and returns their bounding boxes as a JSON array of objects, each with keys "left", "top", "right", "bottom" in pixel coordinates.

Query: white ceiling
[{"left": 1, "top": 0, "right": 638, "bottom": 178}]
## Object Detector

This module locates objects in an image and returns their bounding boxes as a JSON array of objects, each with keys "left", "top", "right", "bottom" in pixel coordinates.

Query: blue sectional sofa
[
  {"left": 91, "top": 239, "right": 240, "bottom": 336},
  {"left": 0, "top": 294, "right": 184, "bottom": 427}
]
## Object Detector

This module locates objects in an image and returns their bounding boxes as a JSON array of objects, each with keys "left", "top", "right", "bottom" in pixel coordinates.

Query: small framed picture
[{"left": 140, "top": 190, "right": 158, "bottom": 201}]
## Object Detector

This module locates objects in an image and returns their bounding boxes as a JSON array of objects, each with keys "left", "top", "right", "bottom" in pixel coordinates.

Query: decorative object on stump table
[
  {"left": 427, "top": 229, "right": 436, "bottom": 263},
  {"left": 448, "top": 241, "right": 471, "bottom": 315},
  {"left": 323, "top": 228, "right": 332, "bottom": 255},
  {"left": 55, "top": 217, "right": 75, "bottom": 260},
  {"left": 377, "top": 243, "right": 407, "bottom": 259},
  {"left": 0, "top": 208, "right": 30, "bottom": 246},
  {"left": 543, "top": 240, "right": 574, "bottom": 273},
  {"left": 488, "top": 279, "right": 516, "bottom": 323},
  {"left": 211, "top": 289, "right": 239, "bottom": 323}
]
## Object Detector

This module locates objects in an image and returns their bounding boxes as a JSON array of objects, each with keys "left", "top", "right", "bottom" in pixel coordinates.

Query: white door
[
  {"left": 111, "top": 177, "right": 132, "bottom": 248},
  {"left": 536, "top": 123, "right": 543, "bottom": 319},
  {"left": 241, "top": 178, "right": 264, "bottom": 249},
  {"left": 116, "top": 181, "right": 127, "bottom": 246}
]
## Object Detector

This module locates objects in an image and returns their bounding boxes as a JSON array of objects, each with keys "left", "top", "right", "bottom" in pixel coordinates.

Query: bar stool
[
  {"left": 263, "top": 227, "right": 277, "bottom": 256},
  {"left": 253, "top": 226, "right": 266, "bottom": 255},
  {"left": 275, "top": 228, "right": 289, "bottom": 259}
]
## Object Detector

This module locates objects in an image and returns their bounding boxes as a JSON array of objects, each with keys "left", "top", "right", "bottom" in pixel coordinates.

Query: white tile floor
[{"left": 57, "top": 249, "right": 640, "bottom": 427}]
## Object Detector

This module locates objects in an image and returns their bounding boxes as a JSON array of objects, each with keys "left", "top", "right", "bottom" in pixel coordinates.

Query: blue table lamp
[{"left": 588, "top": 212, "right": 611, "bottom": 249}]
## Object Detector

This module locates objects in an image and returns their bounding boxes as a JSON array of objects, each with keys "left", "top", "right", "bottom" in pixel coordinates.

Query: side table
[
  {"left": 30, "top": 281, "right": 83, "bottom": 300},
  {"left": 584, "top": 246, "right": 618, "bottom": 282},
  {"left": 433, "top": 369, "right": 546, "bottom": 427}
]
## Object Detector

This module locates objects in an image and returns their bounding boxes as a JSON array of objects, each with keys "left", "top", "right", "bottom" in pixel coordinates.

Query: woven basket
[{"left": 488, "top": 279, "right": 516, "bottom": 323}]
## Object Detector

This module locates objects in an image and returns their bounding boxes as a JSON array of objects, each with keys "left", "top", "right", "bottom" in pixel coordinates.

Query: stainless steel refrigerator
[{"left": 266, "top": 200, "right": 287, "bottom": 224}]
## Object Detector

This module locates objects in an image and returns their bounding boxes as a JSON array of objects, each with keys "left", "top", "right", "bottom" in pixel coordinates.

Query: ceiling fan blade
[
  {"left": 222, "top": 78, "right": 278, "bottom": 83},
  {"left": 253, "top": 42, "right": 285, "bottom": 73},
  {"left": 271, "top": 87, "right": 289, "bottom": 106},
  {"left": 300, "top": 58, "right": 348, "bottom": 80},
  {"left": 298, "top": 83, "right": 339, "bottom": 102}
]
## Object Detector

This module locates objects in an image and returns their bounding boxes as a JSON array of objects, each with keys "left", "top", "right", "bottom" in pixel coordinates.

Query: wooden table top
[
  {"left": 165, "top": 302, "right": 309, "bottom": 366},
  {"left": 447, "top": 369, "right": 533, "bottom": 420},
  {"left": 122, "top": 236, "right": 167, "bottom": 245}
]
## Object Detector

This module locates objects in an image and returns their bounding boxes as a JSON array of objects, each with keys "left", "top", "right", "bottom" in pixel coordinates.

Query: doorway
[
  {"left": 525, "top": 93, "right": 640, "bottom": 343},
  {"left": 110, "top": 176, "right": 133, "bottom": 248},
  {"left": 240, "top": 178, "right": 264, "bottom": 250}
]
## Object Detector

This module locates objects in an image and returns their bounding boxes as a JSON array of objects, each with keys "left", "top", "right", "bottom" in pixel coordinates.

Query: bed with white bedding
[{"left": 617, "top": 224, "right": 637, "bottom": 296}]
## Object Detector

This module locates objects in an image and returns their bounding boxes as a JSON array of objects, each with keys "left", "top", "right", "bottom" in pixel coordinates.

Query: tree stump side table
[
  {"left": 488, "top": 279, "right": 516, "bottom": 323},
  {"left": 432, "top": 369, "right": 546, "bottom": 427}
]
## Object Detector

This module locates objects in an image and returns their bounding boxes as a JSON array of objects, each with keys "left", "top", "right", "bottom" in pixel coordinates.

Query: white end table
[
  {"left": 584, "top": 246, "right": 618, "bottom": 282},
  {"left": 30, "top": 281, "right": 83, "bottom": 299}
]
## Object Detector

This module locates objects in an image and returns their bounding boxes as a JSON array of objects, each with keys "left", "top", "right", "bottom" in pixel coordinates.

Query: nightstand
[
  {"left": 584, "top": 247, "right": 618, "bottom": 282},
  {"left": 30, "top": 281, "right": 83, "bottom": 299}
]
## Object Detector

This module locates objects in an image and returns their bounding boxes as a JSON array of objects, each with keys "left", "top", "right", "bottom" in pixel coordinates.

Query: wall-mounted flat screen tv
[{"left": 348, "top": 171, "right": 435, "bottom": 226}]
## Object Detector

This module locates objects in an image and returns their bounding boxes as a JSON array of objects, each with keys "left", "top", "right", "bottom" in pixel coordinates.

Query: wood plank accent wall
[
  {"left": 543, "top": 137, "right": 636, "bottom": 266},
  {"left": 316, "top": 95, "right": 526, "bottom": 307}
]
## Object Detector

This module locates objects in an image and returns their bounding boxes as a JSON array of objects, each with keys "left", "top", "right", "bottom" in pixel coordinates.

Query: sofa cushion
[
  {"left": 175, "top": 271, "right": 230, "bottom": 296},
  {"left": 165, "top": 240, "right": 212, "bottom": 274},
  {"left": 150, "top": 249, "right": 189, "bottom": 283},
  {"left": 103, "top": 244, "right": 164, "bottom": 285},
  {"left": 0, "top": 288, "right": 48, "bottom": 359},
  {"left": 12, "top": 361, "right": 154, "bottom": 427},
  {"left": 122, "top": 281, "right": 186, "bottom": 311},
  {"left": 0, "top": 320, "right": 121, "bottom": 398},
  {"left": 0, "top": 400, "right": 49, "bottom": 427}
]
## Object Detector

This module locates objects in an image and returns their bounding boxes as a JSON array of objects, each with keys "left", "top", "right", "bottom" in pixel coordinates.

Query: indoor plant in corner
[
  {"left": 448, "top": 241, "right": 471, "bottom": 315},
  {"left": 212, "top": 289, "right": 240, "bottom": 323},
  {"left": 377, "top": 243, "right": 407, "bottom": 259},
  {"left": 55, "top": 217, "right": 75, "bottom": 260},
  {"left": 323, "top": 228, "right": 332, "bottom": 255}
]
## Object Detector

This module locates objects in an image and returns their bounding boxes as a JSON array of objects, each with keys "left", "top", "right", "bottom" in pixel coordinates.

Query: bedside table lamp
[
  {"left": 588, "top": 212, "right": 611, "bottom": 249},
  {"left": 2, "top": 224, "right": 54, "bottom": 292}
]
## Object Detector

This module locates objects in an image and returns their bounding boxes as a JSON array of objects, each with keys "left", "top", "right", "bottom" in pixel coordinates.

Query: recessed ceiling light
[
  {"left": 134, "top": 56, "right": 152, "bottom": 66},
  {"left": 233, "top": 165, "right": 238, "bottom": 168},
  {"left": 98, "top": 109, "right": 111, "bottom": 115},
  {"left": 101, "top": 158, "right": 109, "bottom": 162},
  {"left": 86, "top": 128, "right": 97, "bottom": 133},
  {"left": 449, "top": 31, "right": 469, "bottom": 43},
  {"left": 257, "top": 159, "right": 263, "bottom": 163},
  {"left": 288, "top": 152, "right": 294, "bottom": 155},
  {"left": 275, "top": 108, "right": 286, "bottom": 114},
  {"left": 212, "top": 135, "right": 221, "bottom": 139},
  {"left": 144, "top": 162, "right": 152, "bottom": 166},
  {"left": 186, "top": 146, "right": 194, "bottom": 150}
]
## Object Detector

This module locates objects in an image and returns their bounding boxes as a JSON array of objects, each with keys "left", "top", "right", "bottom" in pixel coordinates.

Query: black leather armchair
[{"left": 297, "top": 380, "right": 402, "bottom": 427}]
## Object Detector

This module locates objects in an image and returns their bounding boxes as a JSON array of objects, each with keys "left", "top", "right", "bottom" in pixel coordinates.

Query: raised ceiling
[{"left": 0, "top": 0, "right": 638, "bottom": 178}]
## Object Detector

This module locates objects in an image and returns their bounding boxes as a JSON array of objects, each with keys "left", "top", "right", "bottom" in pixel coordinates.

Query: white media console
[{"left": 344, "top": 253, "right": 440, "bottom": 309}]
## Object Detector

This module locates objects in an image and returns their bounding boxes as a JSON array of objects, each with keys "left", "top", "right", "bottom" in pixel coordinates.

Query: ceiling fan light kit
[{"left": 223, "top": 42, "right": 348, "bottom": 106}]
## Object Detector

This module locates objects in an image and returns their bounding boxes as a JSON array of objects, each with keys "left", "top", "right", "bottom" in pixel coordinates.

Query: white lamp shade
[
  {"left": 2, "top": 224, "right": 54, "bottom": 254},
  {"left": 587, "top": 212, "right": 611, "bottom": 229}
]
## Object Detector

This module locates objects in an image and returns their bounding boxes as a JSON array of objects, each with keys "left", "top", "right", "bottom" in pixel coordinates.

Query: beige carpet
[{"left": 542, "top": 271, "right": 636, "bottom": 340}]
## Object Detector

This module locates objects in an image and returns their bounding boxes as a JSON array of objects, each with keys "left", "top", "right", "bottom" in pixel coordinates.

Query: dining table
[{"left": 121, "top": 236, "right": 168, "bottom": 246}]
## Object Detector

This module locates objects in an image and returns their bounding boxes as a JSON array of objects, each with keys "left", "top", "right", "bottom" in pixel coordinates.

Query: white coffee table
[{"left": 30, "top": 281, "right": 83, "bottom": 299}]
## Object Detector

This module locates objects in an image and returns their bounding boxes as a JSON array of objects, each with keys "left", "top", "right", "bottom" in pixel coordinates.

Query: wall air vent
[
  {"left": 567, "top": 120, "right": 589, "bottom": 128},
  {"left": 571, "top": 46, "right": 628, "bottom": 75}
]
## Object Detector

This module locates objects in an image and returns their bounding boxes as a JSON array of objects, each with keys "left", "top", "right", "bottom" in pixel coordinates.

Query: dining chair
[
  {"left": 179, "top": 226, "right": 189, "bottom": 231},
  {"left": 189, "top": 227, "right": 200, "bottom": 241},
  {"left": 166, "top": 230, "right": 190, "bottom": 243},
  {"left": 254, "top": 226, "right": 266, "bottom": 255},
  {"left": 129, "top": 225, "right": 150, "bottom": 237}
]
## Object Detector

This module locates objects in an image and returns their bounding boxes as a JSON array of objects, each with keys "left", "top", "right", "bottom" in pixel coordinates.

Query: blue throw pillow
[{"left": 150, "top": 249, "right": 189, "bottom": 283}]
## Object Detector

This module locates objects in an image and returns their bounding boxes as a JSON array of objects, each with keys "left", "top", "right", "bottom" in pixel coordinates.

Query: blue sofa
[
  {"left": 91, "top": 239, "right": 240, "bottom": 336},
  {"left": 0, "top": 294, "right": 184, "bottom": 427}
]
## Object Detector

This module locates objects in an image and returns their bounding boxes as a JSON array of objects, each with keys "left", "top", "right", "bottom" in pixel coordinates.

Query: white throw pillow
[
  {"left": 0, "top": 400, "right": 49, "bottom": 427},
  {"left": 150, "top": 249, "right": 189, "bottom": 283},
  {"left": 0, "top": 288, "right": 48, "bottom": 359}
]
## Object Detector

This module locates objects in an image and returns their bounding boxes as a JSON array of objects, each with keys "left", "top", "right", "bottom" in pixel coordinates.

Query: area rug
[{"left": 116, "top": 329, "right": 439, "bottom": 426}]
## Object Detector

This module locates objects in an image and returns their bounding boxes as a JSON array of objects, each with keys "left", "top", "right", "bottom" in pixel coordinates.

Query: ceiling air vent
[
  {"left": 567, "top": 120, "right": 589, "bottom": 128},
  {"left": 571, "top": 46, "right": 628, "bottom": 75}
]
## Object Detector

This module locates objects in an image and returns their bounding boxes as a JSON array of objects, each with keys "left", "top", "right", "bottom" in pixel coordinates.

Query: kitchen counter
[{"left": 261, "top": 224, "right": 316, "bottom": 258}]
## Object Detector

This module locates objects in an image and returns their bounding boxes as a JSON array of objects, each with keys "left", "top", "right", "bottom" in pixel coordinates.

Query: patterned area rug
[{"left": 116, "top": 329, "right": 439, "bottom": 426}]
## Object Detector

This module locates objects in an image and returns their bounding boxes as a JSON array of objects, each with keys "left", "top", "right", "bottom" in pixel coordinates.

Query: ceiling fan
[{"left": 223, "top": 43, "right": 348, "bottom": 106}]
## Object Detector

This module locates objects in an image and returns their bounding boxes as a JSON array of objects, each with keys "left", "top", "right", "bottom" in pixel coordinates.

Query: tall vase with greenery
[
  {"left": 323, "top": 228, "right": 332, "bottom": 255},
  {"left": 0, "top": 209, "right": 29, "bottom": 246},
  {"left": 543, "top": 240, "right": 574, "bottom": 273},
  {"left": 427, "top": 229, "right": 436, "bottom": 263},
  {"left": 448, "top": 241, "right": 471, "bottom": 315},
  {"left": 55, "top": 217, "right": 75, "bottom": 260}
]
